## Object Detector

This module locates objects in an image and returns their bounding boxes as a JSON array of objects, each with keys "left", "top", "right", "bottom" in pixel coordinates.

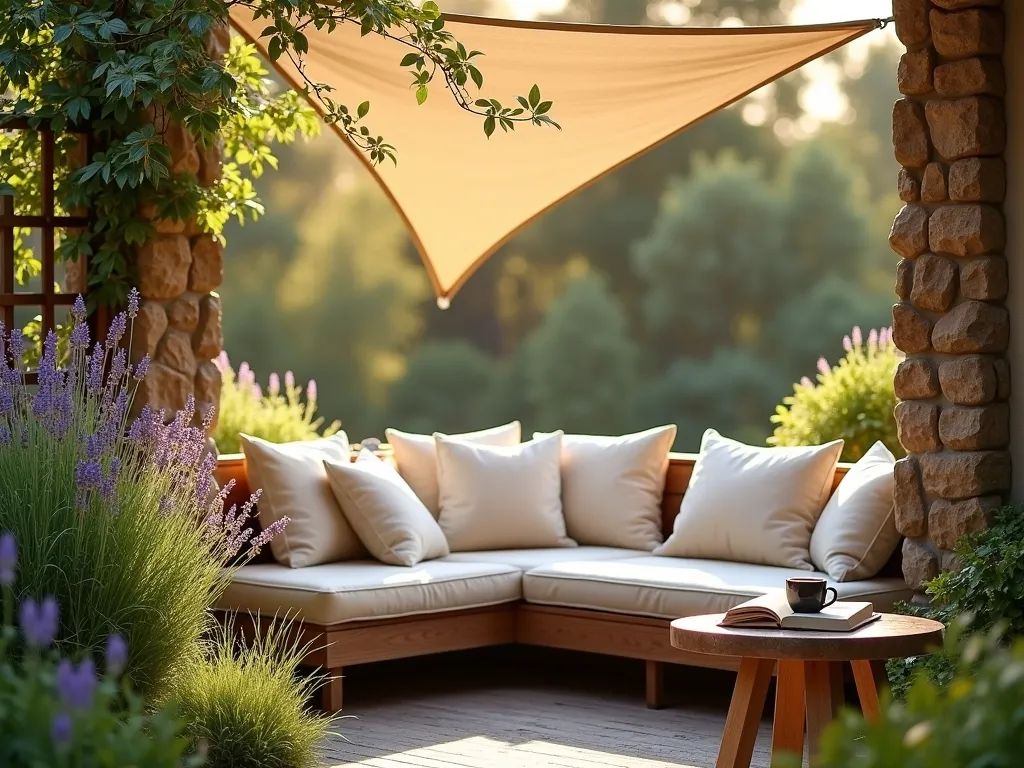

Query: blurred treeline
[{"left": 220, "top": 0, "right": 900, "bottom": 451}]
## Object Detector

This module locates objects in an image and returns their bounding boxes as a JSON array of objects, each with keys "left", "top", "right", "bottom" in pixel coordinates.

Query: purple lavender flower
[
  {"left": 268, "top": 372, "right": 280, "bottom": 397},
  {"left": 105, "top": 348, "right": 127, "bottom": 391},
  {"left": 195, "top": 452, "right": 217, "bottom": 506},
  {"left": 51, "top": 712, "right": 73, "bottom": 747},
  {"left": 9, "top": 326, "right": 24, "bottom": 366},
  {"left": 76, "top": 460, "right": 102, "bottom": 490},
  {"left": 0, "top": 426, "right": 10, "bottom": 446},
  {"left": 158, "top": 496, "right": 174, "bottom": 517},
  {"left": 86, "top": 343, "right": 105, "bottom": 392},
  {"left": 0, "top": 532, "right": 15, "bottom": 587},
  {"left": 69, "top": 319, "right": 89, "bottom": 349},
  {"left": 842, "top": 335, "right": 852, "bottom": 353},
  {"left": 251, "top": 383, "right": 262, "bottom": 399},
  {"left": 214, "top": 351, "right": 229, "bottom": 372},
  {"left": 133, "top": 354, "right": 150, "bottom": 381},
  {"left": 72, "top": 295, "right": 87, "bottom": 320},
  {"left": 285, "top": 370, "right": 295, "bottom": 390},
  {"left": 237, "top": 362, "right": 252, "bottom": 387},
  {"left": 251, "top": 515, "right": 289, "bottom": 554},
  {"left": 868, "top": 328, "right": 879, "bottom": 351},
  {"left": 106, "top": 633, "right": 128, "bottom": 676},
  {"left": 57, "top": 658, "right": 97, "bottom": 710},
  {"left": 307, "top": 379, "right": 317, "bottom": 402},
  {"left": 127, "top": 287, "right": 140, "bottom": 319},
  {"left": 816, "top": 357, "right": 830, "bottom": 376},
  {"left": 799, "top": 376, "right": 813, "bottom": 389},
  {"left": 851, "top": 326, "right": 863, "bottom": 348},
  {"left": 105, "top": 312, "right": 127, "bottom": 350},
  {"left": 20, "top": 596, "right": 59, "bottom": 648}
]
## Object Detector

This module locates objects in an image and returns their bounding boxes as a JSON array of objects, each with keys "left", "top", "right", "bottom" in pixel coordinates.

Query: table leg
[
  {"left": 851, "top": 659, "right": 889, "bottom": 723},
  {"left": 772, "top": 660, "right": 805, "bottom": 763},
  {"left": 716, "top": 657, "right": 774, "bottom": 768},
  {"left": 804, "top": 660, "right": 843, "bottom": 764}
]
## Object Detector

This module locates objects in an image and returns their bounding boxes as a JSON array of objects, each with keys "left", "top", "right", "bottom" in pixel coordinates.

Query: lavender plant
[
  {"left": 0, "top": 292, "right": 285, "bottom": 699},
  {"left": 0, "top": 532, "right": 200, "bottom": 766}
]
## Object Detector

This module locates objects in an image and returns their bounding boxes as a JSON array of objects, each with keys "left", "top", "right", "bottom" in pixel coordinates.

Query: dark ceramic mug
[{"left": 785, "top": 577, "right": 838, "bottom": 614}]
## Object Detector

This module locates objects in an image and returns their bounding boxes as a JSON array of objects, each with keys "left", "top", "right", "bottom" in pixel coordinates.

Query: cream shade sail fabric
[{"left": 229, "top": 10, "right": 880, "bottom": 300}]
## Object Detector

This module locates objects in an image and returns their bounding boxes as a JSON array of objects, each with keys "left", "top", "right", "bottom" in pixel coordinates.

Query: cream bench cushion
[
  {"left": 219, "top": 561, "right": 522, "bottom": 625},
  {"left": 442, "top": 546, "right": 648, "bottom": 571},
  {"left": 522, "top": 556, "right": 914, "bottom": 620}
]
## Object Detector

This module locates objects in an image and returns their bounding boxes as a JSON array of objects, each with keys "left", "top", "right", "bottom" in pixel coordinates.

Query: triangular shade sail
[{"left": 229, "top": 10, "right": 880, "bottom": 301}]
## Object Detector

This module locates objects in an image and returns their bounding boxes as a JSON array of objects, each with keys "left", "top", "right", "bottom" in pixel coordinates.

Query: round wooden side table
[{"left": 670, "top": 613, "right": 944, "bottom": 768}]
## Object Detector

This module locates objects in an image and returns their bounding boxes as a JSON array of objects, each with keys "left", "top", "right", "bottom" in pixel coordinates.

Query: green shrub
[
  {"left": 0, "top": 534, "right": 199, "bottom": 767},
  {"left": 211, "top": 353, "right": 341, "bottom": 454},
  {"left": 0, "top": 298, "right": 279, "bottom": 700},
  {"left": 770, "top": 326, "right": 903, "bottom": 462},
  {"left": 167, "top": 616, "right": 333, "bottom": 768},
  {"left": 800, "top": 623, "right": 1024, "bottom": 768},
  {"left": 887, "top": 504, "right": 1024, "bottom": 699}
]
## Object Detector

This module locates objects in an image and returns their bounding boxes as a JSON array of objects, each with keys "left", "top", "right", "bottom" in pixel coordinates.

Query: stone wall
[
  {"left": 128, "top": 23, "right": 229, "bottom": 427},
  {"left": 891, "top": 0, "right": 1009, "bottom": 589}
]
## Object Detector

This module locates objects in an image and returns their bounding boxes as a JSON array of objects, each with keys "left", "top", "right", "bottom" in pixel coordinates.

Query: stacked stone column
[
  {"left": 129, "top": 23, "right": 229, "bottom": 427},
  {"left": 891, "top": 0, "right": 1009, "bottom": 589}
]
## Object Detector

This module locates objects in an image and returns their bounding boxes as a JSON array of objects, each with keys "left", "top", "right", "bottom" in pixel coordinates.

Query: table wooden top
[{"left": 670, "top": 613, "right": 944, "bottom": 661}]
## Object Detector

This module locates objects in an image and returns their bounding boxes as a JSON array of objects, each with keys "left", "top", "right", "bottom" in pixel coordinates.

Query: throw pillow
[
  {"left": 810, "top": 441, "right": 899, "bottom": 582},
  {"left": 536, "top": 425, "right": 676, "bottom": 551},
  {"left": 385, "top": 422, "right": 521, "bottom": 517},
  {"left": 324, "top": 450, "right": 450, "bottom": 567},
  {"left": 655, "top": 429, "right": 843, "bottom": 569},
  {"left": 436, "top": 431, "right": 575, "bottom": 551},
  {"left": 240, "top": 432, "right": 366, "bottom": 568}
]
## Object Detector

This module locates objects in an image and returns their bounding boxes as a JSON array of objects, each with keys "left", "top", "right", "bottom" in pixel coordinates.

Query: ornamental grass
[{"left": 0, "top": 294, "right": 283, "bottom": 700}]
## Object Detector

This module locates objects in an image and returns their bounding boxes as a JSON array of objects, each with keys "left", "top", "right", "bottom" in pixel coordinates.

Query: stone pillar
[
  {"left": 891, "top": 0, "right": 1009, "bottom": 590},
  {"left": 130, "top": 22, "right": 229, "bottom": 427}
]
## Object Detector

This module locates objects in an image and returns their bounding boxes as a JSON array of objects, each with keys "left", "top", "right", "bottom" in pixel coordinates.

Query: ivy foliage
[{"left": 0, "top": 0, "right": 557, "bottom": 311}]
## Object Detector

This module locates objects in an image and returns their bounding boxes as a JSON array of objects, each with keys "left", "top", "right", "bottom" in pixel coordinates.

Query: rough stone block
[
  {"left": 189, "top": 235, "right": 224, "bottom": 293},
  {"left": 994, "top": 358, "right": 1010, "bottom": 400},
  {"left": 928, "top": 204, "right": 1004, "bottom": 257},
  {"left": 928, "top": 496, "right": 999, "bottom": 550},
  {"left": 930, "top": 8, "right": 1004, "bottom": 59},
  {"left": 896, "top": 258, "right": 915, "bottom": 300},
  {"left": 939, "top": 355, "right": 997, "bottom": 405},
  {"left": 894, "top": 457, "right": 928, "bottom": 538},
  {"left": 896, "top": 401, "right": 942, "bottom": 453},
  {"left": 156, "top": 329, "right": 198, "bottom": 376},
  {"left": 898, "top": 168, "right": 921, "bottom": 202},
  {"left": 910, "top": 253, "right": 957, "bottom": 311},
  {"left": 921, "top": 163, "right": 948, "bottom": 202},
  {"left": 194, "top": 361, "right": 223, "bottom": 429},
  {"left": 926, "top": 97, "right": 1006, "bottom": 160},
  {"left": 136, "top": 235, "right": 191, "bottom": 300},
  {"left": 890, "top": 204, "right": 930, "bottom": 258},
  {"left": 133, "top": 361, "right": 193, "bottom": 417},
  {"left": 140, "top": 204, "right": 186, "bottom": 235},
  {"left": 892, "top": 302, "right": 933, "bottom": 354},
  {"left": 960, "top": 257, "right": 1007, "bottom": 301},
  {"left": 948, "top": 157, "right": 1006, "bottom": 202},
  {"left": 130, "top": 301, "right": 168, "bottom": 362},
  {"left": 934, "top": 57, "right": 1005, "bottom": 97},
  {"left": 893, "top": 100, "right": 931, "bottom": 168},
  {"left": 938, "top": 403, "right": 1009, "bottom": 450},
  {"left": 163, "top": 119, "right": 201, "bottom": 177},
  {"left": 895, "top": 358, "right": 940, "bottom": 400},
  {"left": 194, "top": 294, "right": 223, "bottom": 360},
  {"left": 931, "top": 0, "right": 1002, "bottom": 8},
  {"left": 894, "top": 0, "right": 932, "bottom": 48},
  {"left": 902, "top": 538, "right": 939, "bottom": 590},
  {"left": 931, "top": 300, "right": 1009, "bottom": 353},
  {"left": 919, "top": 450, "right": 1011, "bottom": 499},
  {"left": 898, "top": 48, "right": 934, "bottom": 95},
  {"left": 168, "top": 295, "right": 200, "bottom": 332},
  {"left": 205, "top": 19, "right": 231, "bottom": 60}
]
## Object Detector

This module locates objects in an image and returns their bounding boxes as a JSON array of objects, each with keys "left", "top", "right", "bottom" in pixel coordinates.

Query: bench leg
[
  {"left": 645, "top": 660, "right": 666, "bottom": 709},
  {"left": 319, "top": 668, "right": 343, "bottom": 714}
]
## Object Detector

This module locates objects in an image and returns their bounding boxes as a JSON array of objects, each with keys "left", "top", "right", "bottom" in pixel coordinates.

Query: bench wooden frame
[{"left": 216, "top": 453, "right": 898, "bottom": 713}]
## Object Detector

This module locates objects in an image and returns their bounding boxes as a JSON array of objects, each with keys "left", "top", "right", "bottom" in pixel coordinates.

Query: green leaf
[
  {"left": 528, "top": 84, "right": 540, "bottom": 108},
  {"left": 415, "top": 85, "right": 428, "bottom": 105},
  {"left": 293, "top": 32, "right": 309, "bottom": 54},
  {"left": 423, "top": 1, "right": 440, "bottom": 13},
  {"left": 474, "top": 99, "right": 491, "bottom": 108},
  {"left": 357, "top": 101, "right": 369, "bottom": 119},
  {"left": 483, "top": 116, "right": 495, "bottom": 138},
  {"left": 268, "top": 36, "right": 282, "bottom": 61},
  {"left": 468, "top": 65, "right": 483, "bottom": 90},
  {"left": 536, "top": 101, "right": 552, "bottom": 115},
  {"left": 400, "top": 52, "right": 420, "bottom": 67}
]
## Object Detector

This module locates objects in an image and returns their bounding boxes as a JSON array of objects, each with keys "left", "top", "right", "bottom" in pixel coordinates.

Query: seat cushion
[
  {"left": 523, "top": 556, "right": 914, "bottom": 620},
  {"left": 442, "top": 546, "right": 648, "bottom": 571},
  {"left": 219, "top": 561, "right": 522, "bottom": 625}
]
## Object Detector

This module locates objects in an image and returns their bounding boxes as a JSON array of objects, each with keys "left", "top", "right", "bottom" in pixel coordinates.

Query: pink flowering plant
[
  {"left": 0, "top": 292, "right": 285, "bottom": 699},
  {"left": 0, "top": 533, "right": 200, "bottom": 766}
]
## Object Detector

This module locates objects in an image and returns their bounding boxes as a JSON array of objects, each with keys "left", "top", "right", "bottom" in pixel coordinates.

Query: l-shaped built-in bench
[{"left": 214, "top": 454, "right": 912, "bottom": 713}]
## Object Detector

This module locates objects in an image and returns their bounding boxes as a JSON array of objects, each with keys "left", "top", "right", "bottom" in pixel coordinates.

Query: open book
[{"left": 720, "top": 593, "right": 878, "bottom": 632}]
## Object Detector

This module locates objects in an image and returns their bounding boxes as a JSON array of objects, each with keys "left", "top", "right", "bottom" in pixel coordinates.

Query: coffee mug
[{"left": 785, "top": 577, "right": 838, "bottom": 614}]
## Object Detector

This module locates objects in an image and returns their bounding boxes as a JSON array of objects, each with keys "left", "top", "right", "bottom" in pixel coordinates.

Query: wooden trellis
[{"left": 0, "top": 118, "right": 91, "bottom": 376}]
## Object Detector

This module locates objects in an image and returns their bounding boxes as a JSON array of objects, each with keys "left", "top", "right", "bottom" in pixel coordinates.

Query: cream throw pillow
[
  {"left": 385, "top": 422, "right": 521, "bottom": 517},
  {"left": 240, "top": 432, "right": 365, "bottom": 568},
  {"left": 536, "top": 426, "right": 676, "bottom": 551},
  {"left": 810, "top": 441, "right": 899, "bottom": 582},
  {"left": 324, "top": 450, "right": 449, "bottom": 567},
  {"left": 655, "top": 429, "right": 843, "bottom": 569},
  {"left": 436, "top": 431, "right": 575, "bottom": 551}
]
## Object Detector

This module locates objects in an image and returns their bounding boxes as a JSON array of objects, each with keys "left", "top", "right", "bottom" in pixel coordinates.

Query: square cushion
[
  {"left": 219, "top": 560, "right": 522, "bottom": 625},
  {"left": 810, "top": 441, "right": 900, "bottom": 582},
  {"left": 522, "top": 555, "right": 914, "bottom": 620},
  {"left": 385, "top": 422, "right": 521, "bottom": 517},
  {"left": 442, "top": 546, "right": 648, "bottom": 571},
  {"left": 436, "top": 431, "right": 575, "bottom": 551},
  {"left": 324, "top": 450, "right": 450, "bottom": 567},
  {"left": 655, "top": 429, "right": 843, "bottom": 569},
  {"left": 241, "top": 432, "right": 365, "bottom": 568},
  {"left": 538, "top": 426, "right": 676, "bottom": 550}
]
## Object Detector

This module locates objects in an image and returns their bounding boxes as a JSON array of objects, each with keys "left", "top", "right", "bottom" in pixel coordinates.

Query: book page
[{"left": 725, "top": 591, "right": 793, "bottom": 622}]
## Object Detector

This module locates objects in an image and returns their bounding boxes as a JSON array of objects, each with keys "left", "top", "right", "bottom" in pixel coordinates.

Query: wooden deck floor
[{"left": 319, "top": 647, "right": 789, "bottom": 768}]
